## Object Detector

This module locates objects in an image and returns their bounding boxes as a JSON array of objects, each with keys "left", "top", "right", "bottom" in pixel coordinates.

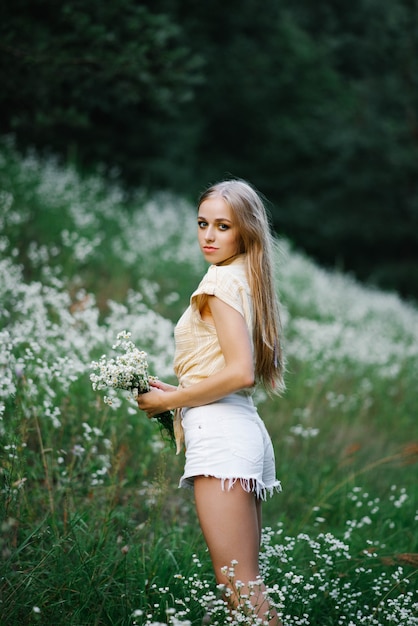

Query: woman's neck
[{"left": 215, "top": 252, "right": 244, "bottom": 267}]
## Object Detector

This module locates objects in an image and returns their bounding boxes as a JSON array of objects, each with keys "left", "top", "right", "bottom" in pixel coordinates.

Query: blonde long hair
[{"left": 198, "top": 179, "right": 285, "bottom": 394}]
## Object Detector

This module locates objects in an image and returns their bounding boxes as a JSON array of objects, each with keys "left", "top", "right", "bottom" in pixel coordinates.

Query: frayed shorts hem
[{"left": 179, "top": 474, "right": 282, "bottom": 501}]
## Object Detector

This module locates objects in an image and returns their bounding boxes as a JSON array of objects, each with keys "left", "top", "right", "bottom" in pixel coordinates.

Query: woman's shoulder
[
  {"left": 191, "top": 255, "right": 252, "bottom": 320},
  {"left": 193, "top": 256, "right": 250, "bottom": 305}
]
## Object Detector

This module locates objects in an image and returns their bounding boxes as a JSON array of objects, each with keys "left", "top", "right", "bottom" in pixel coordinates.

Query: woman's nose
[{"left": 205, "top": 226, "right": 215, "bottom": 241}]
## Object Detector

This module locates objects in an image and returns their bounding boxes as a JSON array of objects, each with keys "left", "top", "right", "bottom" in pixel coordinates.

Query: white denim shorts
[{"left": 179, "top": 393, "right": 281, "bottom": 500}]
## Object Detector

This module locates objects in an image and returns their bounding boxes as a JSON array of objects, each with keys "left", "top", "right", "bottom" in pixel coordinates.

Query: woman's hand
[{"left": 137, "top": 380, "right": 176, "bottom": 418}]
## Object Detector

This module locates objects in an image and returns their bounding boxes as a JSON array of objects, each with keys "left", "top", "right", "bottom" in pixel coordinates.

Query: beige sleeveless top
[{"left": 173, "top": 255, "right": 254, "bottom": 390}]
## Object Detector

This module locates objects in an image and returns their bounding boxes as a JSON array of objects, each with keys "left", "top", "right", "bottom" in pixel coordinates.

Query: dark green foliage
[
  {"left": 0, "top": 0, "right": 203, "bottom": 186},
  {"left": 285, "top": 0, "right": 418, "bottom": 297}
]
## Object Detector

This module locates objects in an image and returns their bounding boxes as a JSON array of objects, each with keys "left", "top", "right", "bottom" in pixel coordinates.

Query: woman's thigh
[{"left": 193, "top": 476, "right": 261, "bottom": 583}]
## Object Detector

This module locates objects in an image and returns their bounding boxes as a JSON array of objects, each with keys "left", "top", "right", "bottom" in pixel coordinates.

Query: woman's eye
[{"left": 197, "top": 220, "right": 229, "bottom": 230}]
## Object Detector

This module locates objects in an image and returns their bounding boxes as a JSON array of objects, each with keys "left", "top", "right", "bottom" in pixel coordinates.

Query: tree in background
[
  {"left": 0, "top": 0, "right": 203, "bottom": 187},
  {"left": 285, "top": 0, "right": 418, "bottom": 296}
]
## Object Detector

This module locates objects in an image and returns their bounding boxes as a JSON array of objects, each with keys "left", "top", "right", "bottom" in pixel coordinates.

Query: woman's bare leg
[
  {"left": 256, "top": 495, "right": 262, "bottom": 549},
  {"left": 193, "top": 476, "right": 282, "bottom": 625}
]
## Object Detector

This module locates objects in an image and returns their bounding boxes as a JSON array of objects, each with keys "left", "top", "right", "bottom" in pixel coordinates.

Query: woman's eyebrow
[{"left": 197, "top": 215, "right": 233, "bottom": 223}]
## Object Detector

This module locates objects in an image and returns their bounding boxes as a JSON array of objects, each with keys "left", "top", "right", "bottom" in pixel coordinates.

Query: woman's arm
[{"left": 137, "top": 295, "right": 254, "bottom": 417}]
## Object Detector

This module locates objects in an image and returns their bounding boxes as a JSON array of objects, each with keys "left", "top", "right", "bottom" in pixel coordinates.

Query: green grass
[{"left": 0, "top": 138, "right": 417, "bottom": 624}]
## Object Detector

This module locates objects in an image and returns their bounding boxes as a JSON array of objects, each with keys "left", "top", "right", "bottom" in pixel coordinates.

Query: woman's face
[{"left": 197, "top": 196, "right": 240, "bottom": 265}]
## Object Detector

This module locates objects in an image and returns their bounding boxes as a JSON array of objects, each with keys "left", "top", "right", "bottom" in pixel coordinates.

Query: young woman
[{"left": 137, "top": 179, "right": 285, "bottom": 625}]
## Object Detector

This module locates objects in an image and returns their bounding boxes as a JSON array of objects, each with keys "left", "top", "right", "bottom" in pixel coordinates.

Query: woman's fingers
[{"left": 150, "top": 379, "right": 177, "bottom": 392}]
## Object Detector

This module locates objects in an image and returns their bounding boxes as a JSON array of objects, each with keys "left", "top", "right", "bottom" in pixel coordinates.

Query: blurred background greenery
[{"left": 1, "top": 0, "right": 418, "bottom": 299}]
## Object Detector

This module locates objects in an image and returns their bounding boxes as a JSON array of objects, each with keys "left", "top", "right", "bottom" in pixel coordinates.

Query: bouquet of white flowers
[{"left": 90, "top": 331, "right": 175, "bottom": 445}]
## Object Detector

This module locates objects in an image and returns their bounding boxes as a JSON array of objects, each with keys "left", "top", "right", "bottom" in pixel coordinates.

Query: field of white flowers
[{"left": 1, "top": 138, "right": 417, "bottom": 624}]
